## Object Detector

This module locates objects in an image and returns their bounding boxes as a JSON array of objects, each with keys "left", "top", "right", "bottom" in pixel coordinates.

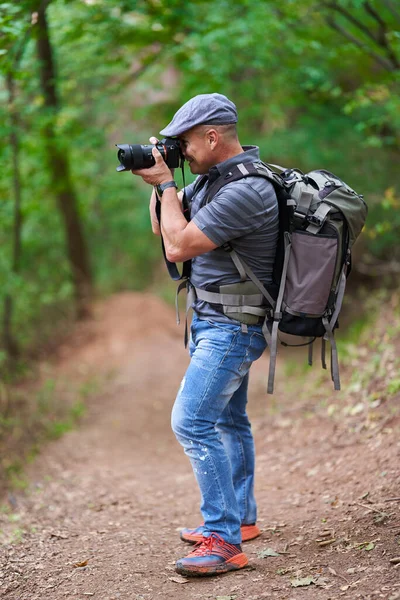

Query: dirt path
[{"left": 1, "top": 293, "right": 399, "bottom": 600}]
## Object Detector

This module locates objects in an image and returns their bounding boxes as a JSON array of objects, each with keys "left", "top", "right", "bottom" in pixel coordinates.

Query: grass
[
  {"left": 387, "top": 378, "right": 400, "bottom": 396},
  {"left": 275, "top": 291, "right": 400, "bottom": 417},
  {"left": 0, "top": 372, "right": 103, "bottom": 495}
]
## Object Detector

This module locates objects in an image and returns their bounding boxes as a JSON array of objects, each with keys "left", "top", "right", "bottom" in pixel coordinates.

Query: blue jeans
[{"left": 171, "top": 313, "right": 267, "bottom": 545}]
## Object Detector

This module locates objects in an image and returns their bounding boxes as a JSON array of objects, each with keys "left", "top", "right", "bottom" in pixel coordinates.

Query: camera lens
[
  {"left": 116, "top": 137, "right": 182, "bottom": 171},
  {"left": 131, "top": 145, "right": 150, "bottom": 169}
]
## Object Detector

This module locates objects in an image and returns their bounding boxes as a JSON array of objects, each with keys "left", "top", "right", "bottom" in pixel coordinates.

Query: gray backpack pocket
[{"left": 284, "top": 231, "right": 338, "bottom": 316}]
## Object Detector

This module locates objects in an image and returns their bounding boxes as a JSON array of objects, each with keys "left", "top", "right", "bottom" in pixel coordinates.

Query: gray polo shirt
[{"left": 185, "top": 146, "right": 279, "bottom": 324}]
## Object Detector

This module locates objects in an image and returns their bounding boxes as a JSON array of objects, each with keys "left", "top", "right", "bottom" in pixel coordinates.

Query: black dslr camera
[{"left": 116, "top": 137, "right": 183, "bottom": 171}]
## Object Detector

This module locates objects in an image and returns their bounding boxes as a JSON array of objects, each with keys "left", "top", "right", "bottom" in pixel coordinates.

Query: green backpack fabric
[{"left": 188, "top": 161, "right": 368, "bottom": 393}]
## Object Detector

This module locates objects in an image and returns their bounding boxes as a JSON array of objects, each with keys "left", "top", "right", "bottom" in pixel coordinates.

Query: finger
[
  {"left": 149, "top": 136, "right": 159, "bottom": 144},
  {"left": 152, "top": 146, "right": 163, "bottom": 162}
]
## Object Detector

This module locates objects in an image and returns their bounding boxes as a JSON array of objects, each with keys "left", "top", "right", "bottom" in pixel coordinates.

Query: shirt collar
[{"left": 208, "top": 146, "right": 260, "bottom": 184}]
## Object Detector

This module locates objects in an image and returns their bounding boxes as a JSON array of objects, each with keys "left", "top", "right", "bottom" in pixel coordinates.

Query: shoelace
[{"left": 189, "top": 533, "right": 239, "bottom": 559}]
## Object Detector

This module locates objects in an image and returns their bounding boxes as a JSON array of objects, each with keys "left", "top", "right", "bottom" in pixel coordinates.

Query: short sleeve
[
  {"left": 192, "top": 179, "right": 277, "bottom": 246},
  {"left": 183, "top": 177, "right": 202, "bottom": 203}
]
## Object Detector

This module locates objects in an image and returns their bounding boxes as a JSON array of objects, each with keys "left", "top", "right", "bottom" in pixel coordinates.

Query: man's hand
[{"left": 131, "top": 136, "right": 175, "bottom": 186}]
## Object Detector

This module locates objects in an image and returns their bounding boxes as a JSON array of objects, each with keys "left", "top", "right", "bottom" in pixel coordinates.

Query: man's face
[{"left": 178, "top": 127, "right": 215, "bottom": 175}]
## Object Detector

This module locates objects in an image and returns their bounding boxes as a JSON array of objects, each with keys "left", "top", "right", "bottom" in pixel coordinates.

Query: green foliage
[
  {"left": 387, "top": 378, "right": 400, "bottom": 396},
  {"left": 0, "top": 0, "right": 399, "bottom": 365},
  {"left": 0, "top": 372, "right": 99, "bottom": 491},
  {"left": 363, "top": 186, "right": 400, "bottom": 261},
  {"left": 44, "top": 400, "right": 85, "bottom": 440}
]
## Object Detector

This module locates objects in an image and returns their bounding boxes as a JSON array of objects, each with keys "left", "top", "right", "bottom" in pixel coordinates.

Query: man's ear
[{"left": 206, "top": 128, "right": 218, "bottom": 149}]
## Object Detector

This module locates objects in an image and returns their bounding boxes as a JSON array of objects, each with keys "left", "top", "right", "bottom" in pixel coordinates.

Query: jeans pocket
[
  {"left": 238, "top": 332, "right": 267, "bottom": 374},
  {"left": 204, "top": 318, "right": 241, "bottom": 334}
]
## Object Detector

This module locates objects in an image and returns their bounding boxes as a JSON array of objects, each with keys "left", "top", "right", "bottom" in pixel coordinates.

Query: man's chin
[{"left": 188, "top": 162, "right": 206, "bottom": 175}]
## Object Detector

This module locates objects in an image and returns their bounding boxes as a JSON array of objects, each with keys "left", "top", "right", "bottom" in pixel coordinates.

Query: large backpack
[{"left": 158, "top": 160, "right": 368, "bottom": 394}]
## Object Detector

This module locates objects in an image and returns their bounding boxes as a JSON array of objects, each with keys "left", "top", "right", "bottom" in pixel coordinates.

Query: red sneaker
[
  {"left": 175, "top": 533, "right": 249, "bottom": 577},
  {"left": 180, "top": 523, "right": 261, "bottom": 544}
]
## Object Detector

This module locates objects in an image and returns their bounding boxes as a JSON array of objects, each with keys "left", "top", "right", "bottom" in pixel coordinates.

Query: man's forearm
[
  {"left": 132, "top": 143, "right": 190, "bottom": 255},
  {"left": 149, "top": 188, "right": 161, "bottom": 235},
  {"left": 159, "top": 188, "right": 189, "bottom": 261}
]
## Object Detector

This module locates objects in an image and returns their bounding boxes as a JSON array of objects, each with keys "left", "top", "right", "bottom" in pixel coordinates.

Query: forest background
[{"left": 0, "top": 0, "right": 399, "bottom": 485}]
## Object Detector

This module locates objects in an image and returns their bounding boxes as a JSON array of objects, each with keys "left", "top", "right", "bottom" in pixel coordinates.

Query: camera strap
[{"left": 155, "top": 159, "right": 191, "bottom": 281}]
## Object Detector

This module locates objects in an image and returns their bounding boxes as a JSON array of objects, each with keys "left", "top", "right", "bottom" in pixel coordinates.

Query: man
[{"left": 131, "top": 93, "right": 279, "bottom": 577}]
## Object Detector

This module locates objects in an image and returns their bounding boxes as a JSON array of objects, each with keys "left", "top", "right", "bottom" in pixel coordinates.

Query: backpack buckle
[
  {"left": 293, "top": 210, "right": 308, "bottom": 226},
  {"left": 308, "top": 214, "right": 324, "bottom": 226}
]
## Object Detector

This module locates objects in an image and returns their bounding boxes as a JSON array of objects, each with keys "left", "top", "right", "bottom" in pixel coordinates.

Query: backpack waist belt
[{"left": 194, "top": 286, "right": 269, "bottom": 324}]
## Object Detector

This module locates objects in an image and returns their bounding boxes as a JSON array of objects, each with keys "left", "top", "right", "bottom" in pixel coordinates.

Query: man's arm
[
  {"left": 157, "top": 187, "right": 217, "bottom": 262},
  {"left": 149, "top": 187, "right": 161, "bottom": 235},
  {"left": 149, "top": 187, "right": 183, "bottom": 237},
  {"left": 134, "top": 147, "right": 217, "bottom": 261}
]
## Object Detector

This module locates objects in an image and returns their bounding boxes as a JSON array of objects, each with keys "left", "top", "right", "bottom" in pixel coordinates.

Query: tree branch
[
  {"left": 325, "top": 1, "right": 380, "bottom": 47},
  {"left": 364, "top": 1, "right": 388, "bottom": 30},
  {"left": 381, "top": 0, "right": 400, "bottom": 24},
  {"left": 326, "top": 16, "right": 395, "bottom": 72},
  {"left": 2, "top": 0, "right": 53, "bottom": 73},
  {"left": 363, "top": 1, "right": 400, "bottom": 68},
  {"left": 117, "top": 45, "right": 163, "bottom": 89}
]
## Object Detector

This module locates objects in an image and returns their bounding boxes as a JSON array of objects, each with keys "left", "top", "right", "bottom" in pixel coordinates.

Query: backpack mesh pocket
[{"left": 284, "top": 231, "right": 338, "bottom": 316}]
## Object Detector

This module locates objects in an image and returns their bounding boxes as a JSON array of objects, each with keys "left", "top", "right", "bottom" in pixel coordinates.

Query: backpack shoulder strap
[
  {"left": 192, "top": 174, "right": 209, "bottom": 195},
  {"left": 204, "top": 161, "right": 283, "bottom": 205}
]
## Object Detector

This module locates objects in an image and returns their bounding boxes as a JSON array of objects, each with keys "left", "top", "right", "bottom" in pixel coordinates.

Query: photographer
[{"left": 131, "top": 93, "right": 279, "bottom": 577}]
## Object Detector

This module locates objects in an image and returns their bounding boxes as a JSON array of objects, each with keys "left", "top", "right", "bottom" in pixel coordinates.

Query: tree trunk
[
  {"left": 35, "top": 1, "right": 93, "bottom": 317},
  {"left": 3, "top": 73, "right": 21, "bottom": 360}
]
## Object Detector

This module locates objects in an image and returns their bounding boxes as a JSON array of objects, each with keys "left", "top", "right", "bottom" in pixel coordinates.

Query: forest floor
[{"left": 0, "top": 292, "right": 399, "bottom": 600}]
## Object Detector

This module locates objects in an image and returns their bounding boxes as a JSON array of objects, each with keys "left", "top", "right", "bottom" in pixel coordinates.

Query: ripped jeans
[{"left": 171, "top": 313, "right": 267, "bottom": 545}]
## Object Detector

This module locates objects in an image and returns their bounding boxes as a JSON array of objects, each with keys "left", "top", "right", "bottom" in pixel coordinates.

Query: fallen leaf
[
  {"left": 318, "top": 529, "right": 334, "bottom": 538},
  {"left": 216, "top": 596, "right": 237, "bottom": 600},
  {"left": 257, "top": 548, "right": 280, "bottom": 558},
  {"left": 364, "top": 542, "right": 375, "bottom": 551},
  {"left": 168, "top": 576, "right": 190, "bottom": 584},
  {"left": 350, "top": 402, "right": 364, "bottom": 415},
  {"left": 374, "top": 512, "right": 389, "bottom": 525},
  {"left": 291, "top": 576, "right": 315, "bottom": 587},
  {"left": 315, "top": 576, "right": 330, "bottom": 588},
  {"left": 317, "top": 538, "right": 336, "bottom": 547},
  {"left": 356, "top": 541, "right": 376, "bottom": 551},
  {"left": 328, "top": 567, "right": 337, "bottom": 576},
  {"left": 73, "top": 560, "right": 88, "bottom": 568},
  {"left": 50, "top": 532, "right": 69, "bottom": 540}
]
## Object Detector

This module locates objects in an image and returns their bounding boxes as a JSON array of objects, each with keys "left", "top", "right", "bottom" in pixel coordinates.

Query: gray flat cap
[{"left": 159, "top": 93, "right": 238, "bottom": 137}]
